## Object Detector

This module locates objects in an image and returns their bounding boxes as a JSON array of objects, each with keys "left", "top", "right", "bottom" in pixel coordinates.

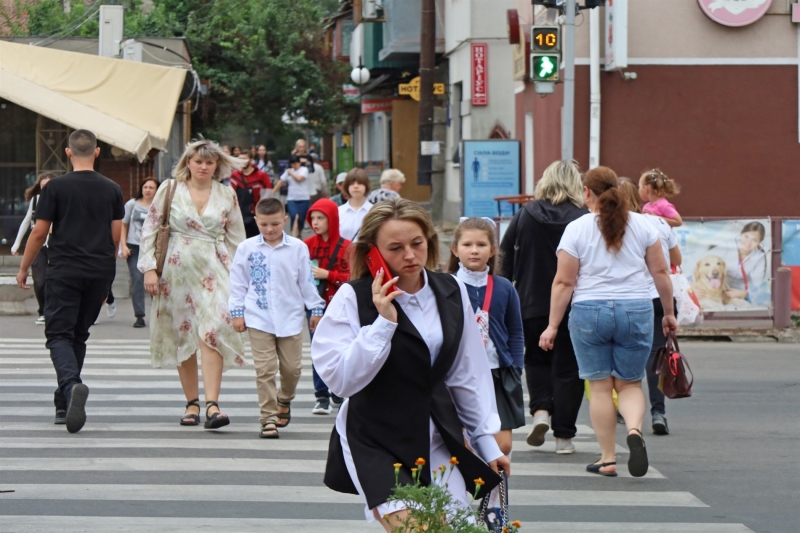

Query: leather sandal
[
  {"left": 204, "top": 400, "right": 230, "bottom": 430},
  {"left": 259, "top": 422, "right": 279, "bottom": 439},
  {"left": 276, "top": 400, "right": 291, "bottom": 428},
  {"left": 586, "top": 461, "right": 617, "bottom": 477},
  {"left": 180, "top": 398, "right": 200, "bottom": 426},
  {"left": 626, "top": 428, "right": 649, "bottom": 477}
]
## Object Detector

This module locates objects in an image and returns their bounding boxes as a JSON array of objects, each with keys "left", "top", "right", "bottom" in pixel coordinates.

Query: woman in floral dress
[{"left": 139, "top": 140, "right": 247, "bottom": 429}]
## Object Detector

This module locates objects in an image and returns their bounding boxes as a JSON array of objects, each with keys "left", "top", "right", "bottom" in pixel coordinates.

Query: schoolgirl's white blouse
[{"left": 311, "top": 270, "right": 503, "bottom": 521}]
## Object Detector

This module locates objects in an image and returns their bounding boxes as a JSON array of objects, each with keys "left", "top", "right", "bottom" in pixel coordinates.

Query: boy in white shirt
[{"left": 229, "top": 198, "right": 325, "bottom": 439}]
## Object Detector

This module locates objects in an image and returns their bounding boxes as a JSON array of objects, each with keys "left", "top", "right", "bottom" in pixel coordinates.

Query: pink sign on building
[
  {"left": 471, "top": 43, "right": 488, "bottom": 106},
  {"left": 361, "top": 98, "right": 395, "bottom": 114},
  {"left": 697, "top": 0, "right": 771, "bottom": 27}
]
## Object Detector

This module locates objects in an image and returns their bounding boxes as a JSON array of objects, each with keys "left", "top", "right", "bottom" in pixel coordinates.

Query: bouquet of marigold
[{"left": 385, "top": 457, "right": 521, "bottom": 533}]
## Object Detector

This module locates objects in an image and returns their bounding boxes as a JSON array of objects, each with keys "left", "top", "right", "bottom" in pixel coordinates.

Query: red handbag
[{"left": 652, "top": 332, "right": 694, "bottom": 399}]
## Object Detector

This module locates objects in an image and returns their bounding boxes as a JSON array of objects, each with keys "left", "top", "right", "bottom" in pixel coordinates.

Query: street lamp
[{"left": 350, "top": 56, "right": 370, "bottom": 85}]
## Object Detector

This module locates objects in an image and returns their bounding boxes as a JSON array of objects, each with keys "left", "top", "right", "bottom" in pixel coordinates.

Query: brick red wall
[
  {"left": 96, "top": 160, "right": 155, "bottom": 203},
  {"left": 516, "top": 65, "right": 800, "bottom": 217}
]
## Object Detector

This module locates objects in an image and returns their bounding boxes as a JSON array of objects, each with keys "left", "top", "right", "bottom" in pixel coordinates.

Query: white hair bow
[{"left": 459, "top": 216, "right": 497, "bottom": 229}]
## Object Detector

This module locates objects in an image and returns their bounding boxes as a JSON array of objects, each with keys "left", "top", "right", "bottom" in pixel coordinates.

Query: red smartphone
[{"left": 365, "top": 246, "right": 398, "bottom": 293}]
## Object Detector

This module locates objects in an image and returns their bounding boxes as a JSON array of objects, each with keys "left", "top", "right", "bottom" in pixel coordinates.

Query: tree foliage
[{"left": 0, "top": 0, "right": 349, "bottom": 139}]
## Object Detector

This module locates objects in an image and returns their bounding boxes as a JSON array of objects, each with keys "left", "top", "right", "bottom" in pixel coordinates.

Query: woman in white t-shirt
[
  {"left": 539, "top": 167, "right": 678, "bottom": 479},
  {"left": 338, "top": 168, "right": 373, "bottom": 241}
]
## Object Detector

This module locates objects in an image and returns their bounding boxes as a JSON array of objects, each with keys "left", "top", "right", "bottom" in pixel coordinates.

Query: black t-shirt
[{"left": 36, "top": 170, "right": 125, "bottom": 280}]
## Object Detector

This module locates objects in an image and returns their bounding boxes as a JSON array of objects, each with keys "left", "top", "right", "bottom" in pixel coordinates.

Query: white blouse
[
  {"left": 337, "top": 200, "right": 373, "bottom": 241},
  {"left": 311, "top": 272, "right": 503, "bottom": 520}
]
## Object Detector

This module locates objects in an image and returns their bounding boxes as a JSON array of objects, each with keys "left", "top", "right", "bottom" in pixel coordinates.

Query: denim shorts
[{"left": 568, "top": 299, "right": 654, "bottom": 382}]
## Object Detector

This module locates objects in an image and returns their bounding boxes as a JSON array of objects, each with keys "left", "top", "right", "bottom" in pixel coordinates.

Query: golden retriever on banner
[{"left": 691, "top": 255, "right": 752, "bottom": 311}]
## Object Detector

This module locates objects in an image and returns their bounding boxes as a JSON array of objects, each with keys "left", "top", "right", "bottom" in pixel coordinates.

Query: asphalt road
[{"left": 0, "top": 297, "right": 797, "bottom": 532}]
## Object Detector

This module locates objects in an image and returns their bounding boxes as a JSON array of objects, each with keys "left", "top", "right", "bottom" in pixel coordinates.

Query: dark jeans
[
  {"left": 244, "top": 220, "right": 259, "bottom": 239},
  {"left": 646, "top": 298, "right": 669, "bottom": 416},
  {"left": 31, "top": 246, "right": 49, "bottom": 316},
  {"left": 287, "top": 200, "right": 310, "bottom": 233},
  {"left": 524, "top": 316, "right": 585, "bottom": 439},
  {"left": 125, "top": 245, "right": 146, "bottom": 318},
  {"left": 307, "top": 309, "right": 330, "bottom": 401},
  {"left": 45, "top": 277, "right": 112, "bottom": 410}
]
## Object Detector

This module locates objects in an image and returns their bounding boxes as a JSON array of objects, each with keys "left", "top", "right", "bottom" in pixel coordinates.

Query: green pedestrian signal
[{"left": 531, "top": 54, "right": 560, "bottom": 82}]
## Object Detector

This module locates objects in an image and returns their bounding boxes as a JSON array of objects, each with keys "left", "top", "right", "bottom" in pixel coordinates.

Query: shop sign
[
  {"left": 698, "top": 0, "right": 771, "bottom": 27},
  {"left": 675, "top": 219, "right": 772, "bottom": 311},
  {"left": 605, "top": 0, "right": 628, "bottom": 71},
  {"left": 471, "top": 43, "right": 488, "bottom": 106},
  {"left": 460, "top": 140, "right": 520, "bottom": 218},
  {"left": 342, "top": 84, "right": 360, "bottom": 102},
  {"left": 398, "top": 77, "right": 445, "bottom": 101},
  {"left": 361, "top": 98, "right": 395, "bottom": 114}
]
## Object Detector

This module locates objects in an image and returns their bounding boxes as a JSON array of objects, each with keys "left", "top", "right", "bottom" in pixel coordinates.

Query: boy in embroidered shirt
[
  {"left": 229, "top": 198, "right": 325, "bottom": 439},
  {"left": 303, "top": 199, "right": 352, "bottom": 415}
]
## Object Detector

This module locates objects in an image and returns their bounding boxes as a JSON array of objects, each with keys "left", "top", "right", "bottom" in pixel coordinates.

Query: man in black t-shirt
[{"left": 16, "top": 129, "right": 125, "bottom": 433}]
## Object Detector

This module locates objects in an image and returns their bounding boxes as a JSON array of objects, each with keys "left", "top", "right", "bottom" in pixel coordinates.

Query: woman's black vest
[{"left": 323, "top": 271, "right": 500, "bottom": 508}]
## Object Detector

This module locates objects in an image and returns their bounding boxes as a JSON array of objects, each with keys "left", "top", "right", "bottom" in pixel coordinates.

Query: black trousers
[
  {"left": 523, "top": 316, "right": 585, "bottom": 439},
  {"left": 31, "top": 246, "right": 49, "bottom": 316},
  {"left": 44, "top": 277, "right": 112, "bottom": 410}
]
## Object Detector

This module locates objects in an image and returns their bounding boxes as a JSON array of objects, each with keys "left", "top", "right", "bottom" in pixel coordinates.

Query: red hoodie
[
  {"left": 304, "top": 199, "right": 351, "bottom": 305},
  {"left": 230, "top": 166, "right": 272, "bottom": 214}
]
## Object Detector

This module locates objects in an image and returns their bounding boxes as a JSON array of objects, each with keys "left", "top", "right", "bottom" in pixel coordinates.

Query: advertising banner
[
  {"left": 471, "top": 43, "right": 488, "bottom": 106},
  {"left": 780, "top": 219, "right": 800, "bottom": 311},
  {"left": 675, "top": 219, "right": 772, "bottom": 311},
  {"left": 461, "top": 140, "right": 520, "bottom": 218}
]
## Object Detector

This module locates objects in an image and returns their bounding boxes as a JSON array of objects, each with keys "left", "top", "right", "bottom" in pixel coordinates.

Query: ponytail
[{"left": 584, "top": 166, "right": 627, "bottom": 252}]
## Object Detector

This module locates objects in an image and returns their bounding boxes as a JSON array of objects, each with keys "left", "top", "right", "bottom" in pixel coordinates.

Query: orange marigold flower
[
  {"left": 415, "top": 458, "right": 426, "bottom": 466},
  {"left": 511, "top": 520, "right": 522, "bottom": 528},
  {"left": 474, "top": 477, "right": 485, "bottom": 486},
  {"left": 439, "top": 465, "right": 446, "bottom": 472},
  {"left": 411, "top": 467, "right": 418, "bottom": 474},
  {"left": 449, "top": 456, "right": 459, "bottom": 465},
  {"left": 393, "top": 463, "right": 402, "bottom": 469}
]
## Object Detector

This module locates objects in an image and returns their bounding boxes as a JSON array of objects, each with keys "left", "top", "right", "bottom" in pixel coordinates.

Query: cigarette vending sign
[{"left": 471, "top": 43, "right": 488, "bottom": 106}]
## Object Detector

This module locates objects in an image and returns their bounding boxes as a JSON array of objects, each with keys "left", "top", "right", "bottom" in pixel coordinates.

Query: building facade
[{"left": 513, "top": 0, "right": 800, "bottom": 217}]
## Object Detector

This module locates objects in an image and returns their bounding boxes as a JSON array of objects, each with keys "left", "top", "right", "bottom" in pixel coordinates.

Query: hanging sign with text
[
  {"left": 361, "top": 98, "right": 395, "bottom": 114},
  {"left": 460, "top": 140, "right": 521, "bottom": 218},
  {"left": 471, "top": 43, "right": 488, "bottom": 106}
]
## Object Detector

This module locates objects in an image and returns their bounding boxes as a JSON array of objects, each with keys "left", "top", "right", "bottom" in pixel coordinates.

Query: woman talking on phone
[{"left": 311, "top": 198, "right": 510, "bottom": 531}]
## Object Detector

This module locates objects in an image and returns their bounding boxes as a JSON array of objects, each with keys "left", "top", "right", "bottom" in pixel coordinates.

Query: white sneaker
[
  {"left": 107, "top": 302, "right": 117, "bottom": 318},
  {"left": 526, "top": 412, "right": 550, "bottom": 447},
  {"left": 311, "top": 400, "right": 331, "bottom": 415},
  {"left": 35, "top": 316, "right": 45, "bottom": 325},
  {"left": 555, "top": 438, "right": 575, "bottom": 454}
]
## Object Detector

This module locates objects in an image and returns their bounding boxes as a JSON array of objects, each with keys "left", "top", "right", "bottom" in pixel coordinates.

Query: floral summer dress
[{"left": 139, "top": 180, "right": 247, "bottom": 370}]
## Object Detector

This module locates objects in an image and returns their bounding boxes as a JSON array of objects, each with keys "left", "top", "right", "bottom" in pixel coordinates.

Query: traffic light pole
[{"left": 561, "top": 0, "right": 576, "bottom": 161}]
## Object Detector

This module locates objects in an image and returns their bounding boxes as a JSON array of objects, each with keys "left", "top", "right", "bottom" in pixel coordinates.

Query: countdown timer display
[{"left": 532, "top": 27, "right": 560, "bottom": 52}]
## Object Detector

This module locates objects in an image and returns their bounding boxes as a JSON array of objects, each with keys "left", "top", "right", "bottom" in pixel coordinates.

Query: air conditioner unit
[{"left": 363, "top": 0, "right": 378, "bottom": 20}]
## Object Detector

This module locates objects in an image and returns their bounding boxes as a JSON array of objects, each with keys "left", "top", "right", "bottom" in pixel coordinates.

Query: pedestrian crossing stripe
[
  {"left": 0, "top": 517, "right": 758, "bottom": 533},
  {"left": 0, "top": 337, "right": 756, "bottom": 532}
]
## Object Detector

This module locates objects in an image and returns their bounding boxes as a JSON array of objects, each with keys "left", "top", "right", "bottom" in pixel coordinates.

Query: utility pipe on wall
[{"left": 588, "top": 7, "right": 601, "bottom": 169}]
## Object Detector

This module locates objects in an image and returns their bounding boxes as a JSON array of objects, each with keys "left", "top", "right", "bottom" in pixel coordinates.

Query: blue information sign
[{"left": 461, "top": 140, "right": 521, "bottom": 218}]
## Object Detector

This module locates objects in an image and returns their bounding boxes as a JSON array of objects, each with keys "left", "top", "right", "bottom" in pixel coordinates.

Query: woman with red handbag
[{"left": 539, "top": 167, "right": 679, "bottom": 478}]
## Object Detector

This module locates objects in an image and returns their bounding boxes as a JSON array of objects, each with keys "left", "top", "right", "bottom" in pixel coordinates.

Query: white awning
[{"left": 0, "top": 40, "right": 187, "bottom": 162}]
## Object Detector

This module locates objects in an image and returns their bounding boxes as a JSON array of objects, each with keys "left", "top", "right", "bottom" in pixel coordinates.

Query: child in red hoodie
[{"left": 304, "top": 199, "right": 351, "bottom": 414}]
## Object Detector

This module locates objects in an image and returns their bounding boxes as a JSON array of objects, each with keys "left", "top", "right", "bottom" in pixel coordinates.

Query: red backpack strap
[{"left": 482, "top": 275, "right": 494, "bottom": 315}]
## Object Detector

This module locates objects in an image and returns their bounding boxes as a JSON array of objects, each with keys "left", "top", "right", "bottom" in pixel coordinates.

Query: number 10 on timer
[{"left": 530, "top": 26, "right": 561, "bottom": 82}]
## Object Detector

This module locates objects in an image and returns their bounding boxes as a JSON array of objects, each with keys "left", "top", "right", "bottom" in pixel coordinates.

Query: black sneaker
[
  {"left": 54, "top": 409, "right": 66, "bottom": 425},
  {"left": 652, "top": 413, "right": 669, "bottom": 435},
  {"left": 311, "top": 400, "right": 331, "bottom": 415},
  {"left": 66, "top": 384, "right": 89, "bottom": 433},
  {"left": 133, "top": 317, "right": 146, "bottom": 328}
]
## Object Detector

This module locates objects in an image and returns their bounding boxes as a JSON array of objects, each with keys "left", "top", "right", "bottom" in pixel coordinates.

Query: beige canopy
[{"left": 0, "top": 40, "right": 187, "bottom": 162}]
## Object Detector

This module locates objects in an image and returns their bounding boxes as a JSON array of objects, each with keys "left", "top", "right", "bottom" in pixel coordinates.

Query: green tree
[{"left": 1, "top": 0, "right": 349, "bottom": 140}]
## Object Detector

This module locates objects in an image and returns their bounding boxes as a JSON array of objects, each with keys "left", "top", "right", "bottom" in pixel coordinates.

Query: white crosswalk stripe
[{"left": 0, "top": 339, "right": 754, "bottom": 532}]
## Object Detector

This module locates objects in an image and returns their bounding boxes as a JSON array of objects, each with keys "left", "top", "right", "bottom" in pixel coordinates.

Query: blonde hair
[
  {"left": 173, "top": 139, "right": 244, "bottom": 182},
  {"left": 640, "top": 168, "right": 680, "bottom": 197},
  {"left": 446, "top": 217, "right": 499, "bottom": 275},
  {"left": 534, "top": 160, "right": 584, "bottom": 207},
  {"left": 349, "top": 198, "right": 439, "bottom": 280},
  {"left": 380, "top": 168, "right": 406, "bottom": 185}
]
